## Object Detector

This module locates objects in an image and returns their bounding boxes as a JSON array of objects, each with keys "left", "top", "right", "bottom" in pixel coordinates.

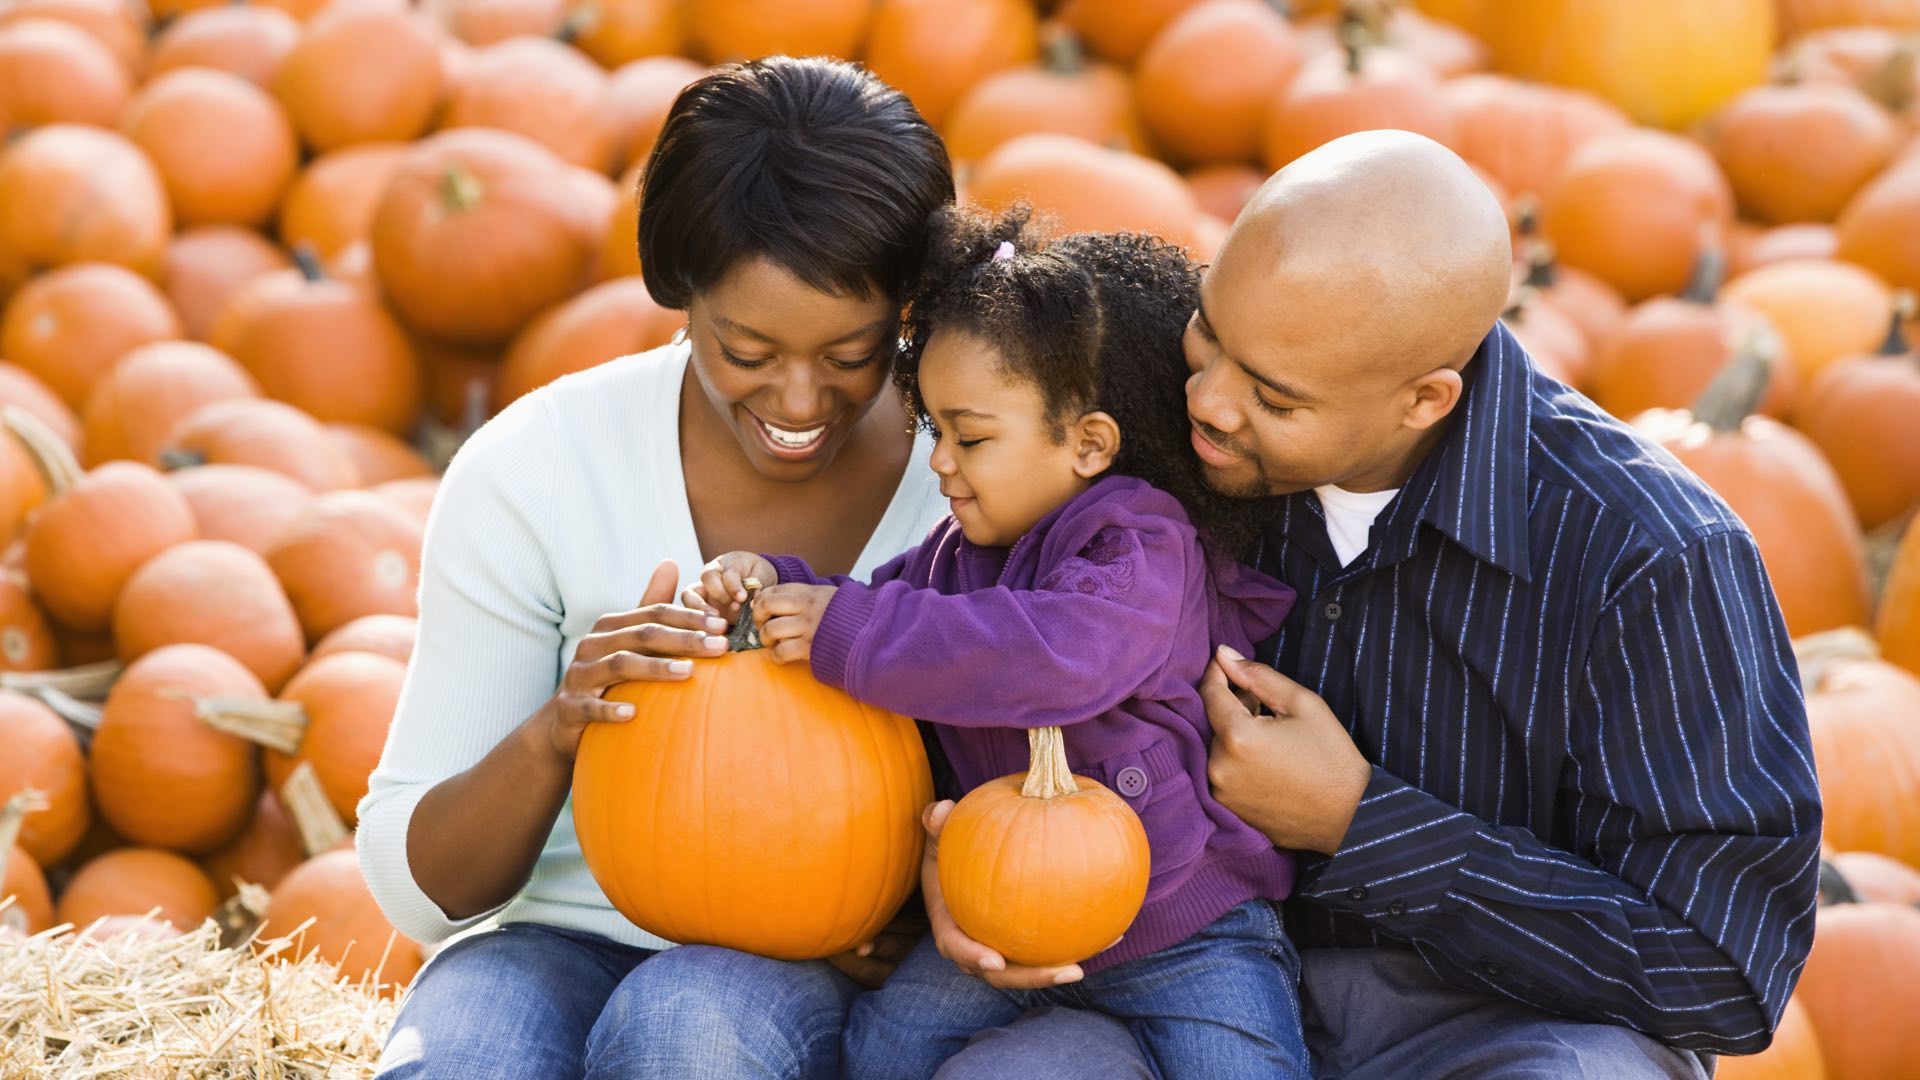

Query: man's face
[{"left": 1182, "top": 239, "right": 1429, "bottom": 499}]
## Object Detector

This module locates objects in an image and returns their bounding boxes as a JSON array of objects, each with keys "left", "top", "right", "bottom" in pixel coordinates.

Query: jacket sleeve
[
  {"left": 808, "top": 523, "right": 1190, "bottom": 729},
  {"left": 1293, "top": 530, "right": 1822, "bottom": 1054},
  {"left": 766, "top": 549, "right": 914, "bottom": 589}
]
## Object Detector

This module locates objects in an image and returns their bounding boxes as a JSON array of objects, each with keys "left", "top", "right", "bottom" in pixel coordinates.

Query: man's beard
[{"left": 1191, "top": 419, "right": 1273, "bottom": 499}]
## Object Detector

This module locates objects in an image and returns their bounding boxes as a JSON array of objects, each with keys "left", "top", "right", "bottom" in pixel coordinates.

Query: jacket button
[
  {"left": 1115, "top": 766, "right": 1148, "bottom": 798},
  {"left": 1323, "top": 602, "right": 1343, "bottom": 621}
]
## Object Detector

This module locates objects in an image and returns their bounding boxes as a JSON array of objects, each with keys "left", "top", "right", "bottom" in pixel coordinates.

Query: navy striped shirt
[{"left": 1256, "top": 323, "right": 1821, "bottom": 1054}]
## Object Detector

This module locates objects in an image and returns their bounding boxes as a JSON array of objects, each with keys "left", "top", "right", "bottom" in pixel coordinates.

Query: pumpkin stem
[
  {"left": 1679, "top": 244, "right": 1725, "bottom": 306},
  {"left": 1501, "top": 283, "right": 1537, "bottom": 324},
  {"left": 1040, "top": 23, "right": 1087, "bottom": 75},
  {"left": 1818, "top": 860, "right": 1860, "bottom": 906},
  {"left": 157, "top": 447, "right": 207, "bottom": 471},
  {"left": 194, "top": 695, "right": 309, "bottom": 756},
  {"left": 1, "top": 405, "right": 82, "bottom": 497},
  {"left": 439, "top": 165, "right": 485, "bottom": 215},
  {"left": 727, "top": 578, "right": 766, "bottom": 652},
  {"left": 214, "top": 881, "right": 271, "bottom": 950},
  {"left": 280, "top": 759, "right": 350, "bottom": 857},
  {"left": 1522, "top": 239, "right": 1558, "bottom": 291},
  {"left": 0, "top": 787, "right": 48, "bottom": 857},
  {"left": 556, "top": 3, "right": 594, "bottom": 43},
  {"left": 1865, "top": 37, "right": 1916, "bottom": 114},
  {"left": 1510, "top": 196, "right": 1540, "bottom": 239},
  {"left": 1019, "top": 727, "right": 1080, "bottom": 800},
  {"left": 290, "top": 242, "right": 327, "bottom": 285},
  {"left": 1887, "top": 290, "right": 1915, "bottom": 360},
  {"left": 1689, "top": 324, "right": 1779, "bottom": 434},
  {"left": 0, "top": 659, "right": 122, "bottom": 700}
]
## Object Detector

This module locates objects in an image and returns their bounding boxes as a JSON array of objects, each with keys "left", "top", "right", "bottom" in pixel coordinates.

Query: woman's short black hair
[
  {"left": 895, "top": 205, "right": 1265, "bottom": 555},
  {"left": 638, "top": 56, "right": 955, "bottom": 311}
]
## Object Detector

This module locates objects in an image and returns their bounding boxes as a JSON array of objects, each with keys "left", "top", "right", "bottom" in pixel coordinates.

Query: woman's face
[{"left": 686, "top": 255, "right": 900, "bottom": 481}]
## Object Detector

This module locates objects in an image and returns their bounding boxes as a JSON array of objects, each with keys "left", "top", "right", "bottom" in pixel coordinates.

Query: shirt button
[
  {"left": 1115, "top": 766, "right": 1148, "bottom": 798},
  {"left": 1386, "top": 902, "right": 1406, "bottom": 917},
  {"left": 1346, "top": 886, "right": 1368, "bottom": 902},
  {"left": 1482, "top": 961, "right": 1503, "bottom": 978},
  {"left": 1323, "top": 602, "right": 1343, "bottom": 621}
]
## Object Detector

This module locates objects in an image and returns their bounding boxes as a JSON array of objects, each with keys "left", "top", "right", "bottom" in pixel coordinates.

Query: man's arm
[{"left": 1210, "top": 530, "right": 1822, "bottom": 1053}]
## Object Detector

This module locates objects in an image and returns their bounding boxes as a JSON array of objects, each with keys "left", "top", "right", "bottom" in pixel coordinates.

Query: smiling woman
[{"left": 352, "top": 56, "right": 958, "bottom": 1079}]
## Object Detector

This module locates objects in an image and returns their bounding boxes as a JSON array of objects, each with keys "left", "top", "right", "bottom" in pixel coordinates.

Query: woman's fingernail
[
  {"left": 706, "top": 617, "right": 727, "bottom": 633},
  {"left": 705, "top": 635, "right": 728, "bottom": 649},
  {"left": 615, "top": 704, "right": 636, "bottom": 718},
  {"left": 1217, "top": 644, "right": 1245, "bottom": 662},
  {"left": 667, "top": 660, "right": 693, "bottom": 675}
]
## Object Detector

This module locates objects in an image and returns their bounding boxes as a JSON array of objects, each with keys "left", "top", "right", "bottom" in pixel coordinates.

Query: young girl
[{"left": 691, "top": 208, "right": 1308, "bottom": 1078}]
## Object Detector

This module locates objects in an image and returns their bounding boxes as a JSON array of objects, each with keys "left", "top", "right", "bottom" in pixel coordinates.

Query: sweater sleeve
[
  {"left": 355, "top": 396, "right": 567, "bottom": 946},
  {"left": 809, "top": 522, "right": 1189, "bottom": 728}
]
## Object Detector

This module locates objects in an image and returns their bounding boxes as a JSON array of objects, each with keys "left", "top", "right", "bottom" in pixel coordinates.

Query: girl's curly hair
[{"left": 895, "top": 205, "right": 1263, "bottom": 556}]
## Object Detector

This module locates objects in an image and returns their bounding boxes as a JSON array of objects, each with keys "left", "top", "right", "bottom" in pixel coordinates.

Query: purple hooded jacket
[{"left": 768, "top": 474, "right": 1298, "bottom": 971}]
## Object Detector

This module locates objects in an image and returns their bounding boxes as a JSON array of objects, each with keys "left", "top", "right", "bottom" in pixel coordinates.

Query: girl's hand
[
  {"left": 541, "top": 560, "right": 730, "bottom": 762},
  {"left": 683, "top": 551, "right": 779, "bottom": 625},
  {"left": 755, "top": 583, "right": 836, "bottom": 664},
  {"left": 918, "top": 800, "right": 1096, "bottom": 990}
]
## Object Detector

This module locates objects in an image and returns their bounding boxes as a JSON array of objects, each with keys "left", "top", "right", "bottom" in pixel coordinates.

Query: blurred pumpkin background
[{"left": 2, "top": 0, "right": 1919, "bottom": 1073}]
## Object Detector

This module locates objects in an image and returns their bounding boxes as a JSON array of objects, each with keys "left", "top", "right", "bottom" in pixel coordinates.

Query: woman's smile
[{"left": 746, "top": 409, "right": 838, "bottom": 460}]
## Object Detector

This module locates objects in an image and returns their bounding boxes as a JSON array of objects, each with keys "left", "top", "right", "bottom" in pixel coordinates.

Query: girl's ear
[{"left": 1071, "top": 411, "right": 1122, "bottom": 478}]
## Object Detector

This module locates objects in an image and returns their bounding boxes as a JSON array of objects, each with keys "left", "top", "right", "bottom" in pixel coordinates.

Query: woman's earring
[{"left": 671, "top": 325, "right": 689, "bottom": 346}]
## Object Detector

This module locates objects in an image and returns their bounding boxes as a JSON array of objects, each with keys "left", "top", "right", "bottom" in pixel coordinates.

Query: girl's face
[
  {"left": 919, "top": 331, "right": 1118, "bottom": 547},
  {"left": 686, "top": 255, "right": 901, "bottom": 481}
]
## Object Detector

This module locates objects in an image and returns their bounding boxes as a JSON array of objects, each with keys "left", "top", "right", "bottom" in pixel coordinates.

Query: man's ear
[
  {"left": 1071, "top": 411, "right": 1122, "bottom": 478},
  {"left": 1403, "top": 368, "right": 1464, "bottom": 433}
]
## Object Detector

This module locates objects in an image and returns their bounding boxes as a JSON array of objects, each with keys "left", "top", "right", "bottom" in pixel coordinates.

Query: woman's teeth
[{"left": 759, "top": 418, "right": 826, "bottom": 448}]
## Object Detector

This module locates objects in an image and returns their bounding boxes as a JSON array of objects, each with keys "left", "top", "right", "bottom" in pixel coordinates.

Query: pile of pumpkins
[{"left": 0, "top": 0, "right": 1917, "bottom": 1064}]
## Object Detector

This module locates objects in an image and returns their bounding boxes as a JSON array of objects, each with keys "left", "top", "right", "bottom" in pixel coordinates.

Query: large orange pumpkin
[
  {"left": 1058, "top": 0, "right": 1203, "bottom": 64},
  {"left": 0, "top": 261, "right": 183, "bottom": 410},
  {"left": 1714, "top": 996, "right": 1826, "bottom": 1080},
  {"left": 89, "top": 643, "right": 269, "bottom": 853},
  {"left": 0, "top": 690, "right": 88, "bottom": 867},
  {"left": 864, "top": 0, "right": 1037, "bottom": 130},
  {"left": 440, "top": 37, "right": 614, "bottom": 174},
  {"left": 1795, "top": 903, "right": 1920, "bottom": 1079},
  {"left": 211, "top": 248, "right": 422, "bottom": 435},
  {"left": 604, "top": 55, "right": 706, "bottom": 175},
  {"left": 939, "top": 727, "right": 1150, "bottom": 968},
  {"left": 0, "top": 124, "right": 172, "bottom": 279},
  {"left": 1133, "top": 0, "right": 1301, "bottom": 167},
  {"left": 1, "top": 789, "right": 53, "bottom": 934},
  {"left": 1881, "top": 517, "right": 1920, "bottom": 676},
  {"left": 201, "top": 789, "right": 306, "bottom": 899},
  {"left": 149, "top": 4, "right": 301, "bottom": 89},
  {"left": 1796, "top": 304, "right": 1920, "bottom": 528},
  {"left": 1632, "top": 346, "right": 1869, "bottom": 637},
  {"left": 57, "top": 847, "right": 222, "bottom": 931},
  {"left": 166, "top": 463, "right": 315, "bottom": 555},
  {"left": 22, "top": 460, "right": 198, "bottom": 634},
  {"left": 1798, "top": 632, "right": 1920, "bottom": 866},
  {"left": 970, "top": 133, "right": 1201, "bottom": 250},
  {"left": 561, "top": 0, "right": 682, "bottom": 69},
  {"left": 576, "top": 615, "right": 933, "bottom": 960},
  {"left": 1835, "top": 152, "right": 1920, "bottom": 292},
  {"left": 0, "top": 573, "right": 59, "bottom": 674},
  {"left": 264, "top": 848, "right": 422, "bottom": 991},
  {"left": 1727, "top": 222, "right": 1841, "bottom": 278},
  {"left": 0, "top": 17, "right": 131, "bottom": 134},
  {"left": 271, "top": 1, "right": 445, "bottom": 153},
  {"left": 1540, "top": 130, "right": 1736, "bottom": 302},
  {"left": 1721, "top": 259, "right": 1893, "bottom": 387},
  {"left": 945, "top": 30, "right": 1145, "bottom": 165},
  {"left": 250, "top": 650, "right": 406, "bottom": 824},
  {"left": 1702, "top": 81, "right": 1899, "bottom": 226},
  {"left": 370, "top": 128, "right": 602, "bottom": 347},
  {"left": 161, "top": 225, "right": 295, "bottom": 343},
  {"left": 160, "top": 397, "right": 361, "bottom": 492},
  {"left": 277, "top": 143, "right": 409, "bottom": 261},
  {"left": 1261, "top": 39, "right": 1452, "bottom": 173},
  {"left": 264, "top": 490, "right": 423, "bottom": 643},
  {"left": 113, "top": 540, "right": 306, "bottom": 693},
  {"left": 121, "top": 68, "right": 299, "bottom": 230},
  {"left": 311, "top": 613, "right": 416, "bottom": 666},
  {"left": 497, "top": 277, "right": 681, "bottom": 409},
  {"left": 1487, "top": 0, "right": 1773, "bottom": 129},
  {"left": 684, "top": 0, "right": 873, "bottom": 64},
  {"left": 1441, "top": 74, "right": 1631, "bottom": 204},
  {"left": 81, "top": 341, "right": 261, "bottom": 468}
]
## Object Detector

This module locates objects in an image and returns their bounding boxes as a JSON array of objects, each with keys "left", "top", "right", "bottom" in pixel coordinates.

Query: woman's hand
[
  {"left": 541, "top": 560, "right": 731, "bottom": 762},
  {"left": 756, "top": 583, "right": 836, "bottom": 665},
  {"left": 683, "top": 551, "right": 779, "bottom": 625},
  {"left": 918, "top": 800, "right": 1094, "bottom": 989}
]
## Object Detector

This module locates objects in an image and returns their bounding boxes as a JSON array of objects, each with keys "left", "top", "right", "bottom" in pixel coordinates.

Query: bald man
[{"left": 930, "top": 132, "right": 1819, "bottom": 1078}]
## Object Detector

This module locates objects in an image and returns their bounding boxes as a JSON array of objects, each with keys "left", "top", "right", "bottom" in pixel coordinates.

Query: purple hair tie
[{"left": 990, "top": 240, "right": 1015, "bottom": 262}]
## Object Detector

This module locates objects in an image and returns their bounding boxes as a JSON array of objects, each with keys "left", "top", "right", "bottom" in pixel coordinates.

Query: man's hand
[
  {"left": 755, "top": 583, "right": 836, "bottom": 665},
  {"left": 1202, "top": 645, "right": 1373, "bottom": 855},
  {"left": 827, "top": 910, "right": 929, "bottom": 989},
  {"left": 920, "top": 800, "right": 1097, "bottom": 989}
]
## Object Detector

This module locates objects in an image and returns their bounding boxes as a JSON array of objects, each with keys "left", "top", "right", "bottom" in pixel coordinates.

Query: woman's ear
[{"left": 1071, "top": 411, "right": 1122, "bottom": 478}]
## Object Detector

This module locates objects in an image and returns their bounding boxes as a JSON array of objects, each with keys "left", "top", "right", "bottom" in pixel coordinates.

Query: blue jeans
[
  {"left": 374, "top": 923, "right": 860, "bottom": 1079},
  {"left": 846, "top": 899, "right": 1309, "bottom": 1080}
]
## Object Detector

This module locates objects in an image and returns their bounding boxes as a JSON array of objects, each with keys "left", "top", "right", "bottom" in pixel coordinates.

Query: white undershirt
[{"left": 1314, "top": 484, "right": 1400, "bottom": 567}]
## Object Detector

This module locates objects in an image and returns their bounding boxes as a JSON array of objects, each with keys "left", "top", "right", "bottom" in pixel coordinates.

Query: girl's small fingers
[{"left": 723, "top": 568, "right": 746, "bottom": 603}]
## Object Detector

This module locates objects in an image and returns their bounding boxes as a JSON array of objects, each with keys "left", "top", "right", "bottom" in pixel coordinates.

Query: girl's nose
[{"left": 929, "top": 441, "right": 957, "bottom": 476}]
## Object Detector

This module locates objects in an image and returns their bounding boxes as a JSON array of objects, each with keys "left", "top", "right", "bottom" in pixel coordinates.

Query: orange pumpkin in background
[
  {"left": 260, "top": 649, "right": 408, "bottom": 824},
  {"left": 970, "top": 133, "right": 1202, "bottom": 249},
  {"left": 159, "top": 397, "right": 361, "bottom": 492},
  {"left": 1714, "top": 996, "right": 1826, "bottom": 1080},
  {"left": 1134, "top": 0, "right": 1302, "bottom": 167},
  {"left": 201, "top": 789, "right": 306, "bottom": 899},
  {"left": 441, "top": 36, "right": 615, "bottom": 173},
  {"left": 865, "top": 0, "right": 1037, "bottom": 130},
  {"left": 57, "top": 847, "right": 221, "bottom": 931},
  {"left": 81, "top": 341, "right": 261, "bottom": 468},
  {"left": 1060, "top": 0, "right": 1202, "bottom": 64},
  {"left": 1878, "top": 518, "right": 1920, "bottom": 676},
  {"left": 1794, "top": 903, "right": 1920, "bottom": 1079},
  {"left": 1702, "top": 80, "right": 1900, "bottom": 225},
  {"left": 271, "top": 1, "right": 446, "bottom": 153},
  {"left": 497, "top": 276, "right": 681, "bottom": 409},
  {"left": 1540, "top": 129, "right": 1736, "bottom": 302},
  {"left": 264, "top": 847, "right": 423, "bottom": 991},
  {"left": 120, "top": 67, "right": 301, "bottom": 230},
  {"left": 604, "top": 55, "right": 706, "bottom": 175},
  {"left": 1726, "top": 222, "right": 1841, "bottom": 277},
  {"left": 166, "top": 464, "right": 315, "bottom": 556},
  {"left": 277, "top": 143, "right": 410, "bottom": 260},
  {"left": 112, "top": 540, "right": 306, "bottom": 693},
  {"left": 0, "top": 690, "right": 88, "bottom": 868},
  {"left": 1836, "top": 151, "right": 1920, "bottom": 292},
  {"left": 1442, "top": 74, "right": 1631, "bottom": 204},
  {"left": 23, "top": 461, "right": 199, "bottom": 634},
  {"left": 0, "top": 124, "right": 171, "bottom": 279},
  {"left": 0, "top": 574, "right": 60, "bottom": 675},
  {"left": 1795, "top": 300, "right": 1920, "bottom": 528},
  {"left": 1, "top": 261, "right": 183, "bottom": 411},
  {"left": 148, "top": 4, "right": 301, "bottom": 89},
  {"left": 562, "top": 0, "right": 684, "bottom": 70},
  {"left": 684, "top": 0, "right": 874, "bottom": 65},
  {"left": 0, "top": 17, "right": 132, "bottom": 133},
  {"left": 1720, "top": 258, "right": 1893, "bottom": 386},
  {"left": 161, "top": 226, "right": 295, "bottom": 342},
  {"left": 1261, "top": 35, "right": 1453, "bottom": 173},
  {"left": 311, "top": 613, "right": 417, "bottom": 666},
  {"left": 1826, "top": 850, "right": 1920, "bottom": 905},
  {"left": 945, "top": 29, "right": 1145, "bottom": 164},
  {"left": 1797, "top": 632, "right": 1920, "bottom": 866},
  {"left": 265, "top": 491, "right": 424, "bottom": 643}
]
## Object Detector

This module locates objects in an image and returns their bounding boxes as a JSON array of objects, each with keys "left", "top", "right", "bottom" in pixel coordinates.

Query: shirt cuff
[
  {"left": 809, "top": 582, "right": 876, "bottom": 691},
  {"left": 764, "top": 554, "right": 819, "bottom": 586},
  {"left": 1294, "top": 766, "right": 1483, "bottom": 922}
]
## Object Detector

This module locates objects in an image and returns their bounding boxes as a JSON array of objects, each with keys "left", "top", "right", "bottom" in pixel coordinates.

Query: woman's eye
[
  {"left": 828, "top": 350, "right": 884, "bottom": 371},
  {"left": 720, "top": 347, "right": 771, "bottom": 370}
]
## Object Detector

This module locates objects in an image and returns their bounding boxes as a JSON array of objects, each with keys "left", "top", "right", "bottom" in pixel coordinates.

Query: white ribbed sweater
[{"left": 356, "top": 343, "right": 948, "bottom": 949}]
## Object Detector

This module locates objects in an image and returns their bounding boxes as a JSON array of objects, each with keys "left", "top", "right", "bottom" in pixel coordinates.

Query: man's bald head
[{"left": 1184, "top": 131, "right": 1516, "bottom": 497}]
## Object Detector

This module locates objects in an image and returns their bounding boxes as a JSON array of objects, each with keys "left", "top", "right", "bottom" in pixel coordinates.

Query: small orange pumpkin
[
  {"left": 1499, "top": 287, "right": 1590, "bottom": 388},
  {"left": 1511, "top": 236, "right": 1628, "bottom": 352},
  {"left": 1260, "top": 38, "right": 1453, "bottom": 173},
  {"left": 326, "top": 425, "right": 431, "bottom": 487},
  {"left": 603, "top": 55, "right": 707, "bottom": 176},
  {"left": 0, "top": 17, "right": 131, "bottom": 134},
  {"left": 1795, "top": 301, "right": 1920, "bottom": 528},
  {"left": 1777, "top": 0, "right": 1920, "bottom": 36},
  {"left": 1540, "top": 129, "right": 1735, "bottom": 302},
  {"left": 57, "top": 847, "right": 222, "bottom": 931},
  {"left": 0, "top": 0, "right": 147, "bottom": 76},
  {"left": 22, "top": 460, "right": 198, "bottom": 634},
  {"left": 121, "top": 67, "right": 300, "bottom": 230},
  {"left": 264, "top": 847, "right": 423, "bottom": 991},
  {"left": 561, "top": 0, "right": 682, "bottom": 69},
  {"left": 264, "top": 491, "right": 423, "bottom": 643},
  {"left": 1726, "top": 221, "right": 1840, "bottom": 278},
  {"left": 1294, "top": 5, "right": 1488, "bottom": 79},
  {"left": 201, "top": 789, "right": 306, "bottom": 899},
  {"left": 1134, "top": 0, "right": 1302, "bottom": 167},
  {"left": 258, "top": 650, "right": 406, "bottom": 823},
  {"left": 166, "top": 463, "right": 315, "bottom": 556},
  {"left": 1880, "top": 516, "right": 1920, "bottom": 676},
  {"left": 684, "top": 0, "right": 874, "bottom": 65},
  {"left": 1794, "top": 903, "right": 1920, "bottom": 1079},
  {"left": 372, "top": 477, "right": 438, "bottom": 529},
  {"left": 89, "top": 643, "right": 269, "bottom": 853},
  {"left": 1721, "top": 258, "right": 1892, "bottom": 387},
  {"left": 0, "top": 261, "right": 183, "bottom": 411},
  {"left": 161, "top": 225, "right": 295, "bottom": 343},
  {"left": 1713, "top": 995, "right": 1826, "bottom": 1080},
  {"left": 1827, "top": 851, "right": 1920, "bottom": 905},
  {"left": 598, "top": 160, "right": 645, "bottom": 284},
  {"left": 271, "top": 1, "right": 446, "bottom": 153},
  {"left": 277, "top": 143, "right": 410, "bottom": 261},
  {"left": 864, "top": 0, "right": 1038, "bottom": 130},
  {"left": 1798, "top": 632, "right": 1920, "bottom": 867},
  {"left": 1, "top": 789, "right": 54, "bottom": 934},
  {"left": 0, "top": 363, "right": 79, "bottom": 454},
  {"left": 1441, "top": 74, "right": 1631, "bottom": 204},
  {"left": 1058, "top": 0, "right": 1202, "bottom": 64},
  {"left": 945, "top": 29, "right": 1146, "bottom": 165},
  {"left": 497, "top": 277, "right": 681, "bottom": 409},
  {"left": 1835, "top": 152, "right": 1920, "bottom": 292},
  {"left": 149, "top": 4, "right": 301, "bottom": 89},
  {"left": 113, "top": 540, "right": 306, "bottom": 693},
  {"left": 0, "top": 124, "right": 172, "bottom": 279},
  {"left": 1702, "top": 81, "right": 1899, "bottom": 226},
  {"left": 423, "top": 0, "right": 565, "bottom": 45},
  {"left": 81, "top": 341, "right": 261, "bottom": 468},
  {"left": 1184, "top": 164, "right": 1264, "bottom": 226},
  {"left": 311, "top": 613, "right": 416, "bottom": 666},
  {"left": 939, "top": 727, "right": 1150, "bottom": 967},
  {"left": 0, "top": 573, "right": 59, "bottom": 675},
  {"left": 0, "top": 691, "right": 88, "bottom": 867},
  {"left": 440, "top": 37, "right": 614, "bottom": 174},
  {"left": 969, "top": 134, "right": 1201, "bottom": 249},
  {"left": 160, "top": 397, "right": 361, "bottom": 493}
]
